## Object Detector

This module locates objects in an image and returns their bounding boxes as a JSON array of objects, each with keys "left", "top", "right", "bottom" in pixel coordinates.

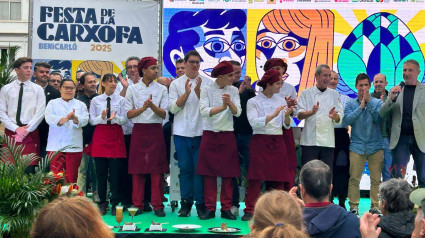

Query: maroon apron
[
  {"left": 128, "top": 123, "right": 169, "bottom": 174},
  {"left": 91, "top": 124, "right": 126, "bottom": 158},
  {"left": 247, "top": 134, "right": 289, "bottom": 182},
  {"left": 4, "top": 128, "right": 40, "bottom": 165},
  {"left": 283, "top": 127, "right": 297, "bottom": 169},
  {"left": 197, "top": 130, "right": 240, "bottom": 177}
]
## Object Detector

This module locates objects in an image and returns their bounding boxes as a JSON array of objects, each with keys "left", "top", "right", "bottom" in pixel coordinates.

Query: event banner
[
  {"left": 162, "top": 2, "right": 425, "bottom": 98},
  {"left": 31, "top": 0, "right": 158, "bottom": 81}
]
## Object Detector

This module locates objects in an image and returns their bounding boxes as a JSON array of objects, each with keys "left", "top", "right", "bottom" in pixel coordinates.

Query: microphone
[{"left": 394, "top": 81, "right": 405, "bottom": 101}]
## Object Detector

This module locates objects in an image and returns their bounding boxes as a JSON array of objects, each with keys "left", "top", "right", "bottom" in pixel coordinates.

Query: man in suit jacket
[
  {"left": 380, "top": 59, "right": 425, "bottom": 187},
  {"left": 33, "top": 61, "right": 61, "bottom": 158}
]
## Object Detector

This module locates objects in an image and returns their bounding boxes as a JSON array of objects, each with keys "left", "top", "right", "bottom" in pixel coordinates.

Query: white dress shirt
[
  {"left": 45, "top": 98, "right": 89, "bottom": 152},
  {"left": 297, "top": 86, "right": 344, "bottom": 147},
  {"left": 334, "top": 93, "right": 351, "bottom": 129},
  {"left": 247, "top": 92, "right": 291, "bottom": 135},
  {"left": 169, "top": 74, "right": 213, "bottom": 137},
  {"left": 125, "top": 80, "right": 168, "bottom": 124},
  {"left": 199, "top": 82, "right": 241, "bottom": 132},
  {"left": 0, "top": 79, "right": 45, "bottom": 132},
  {"left": 115, "top": 78, "right": 137, "bottom": 135},
  {"left": 89, "top": 93, "right": 127, "bottom": 126}
]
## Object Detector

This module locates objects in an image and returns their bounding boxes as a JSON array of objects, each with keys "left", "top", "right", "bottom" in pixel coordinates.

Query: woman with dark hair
[
  {"left": 45, "top": 79, "right": 89, "bottom": 183},
  {"left": 31, "top": 196, "right": 114, "bottom": 238},
  {"left": 377, "top": 178, "right": 415, "bottom": 238},
  {"left": 197, "top": 61, "right": 241, "bottom": 220},
  {"left": 242, "top": 69, "right": 292, "bottom": 221},
  {"left": 89, "top": 74, "right": 127, "bottom": 215}
]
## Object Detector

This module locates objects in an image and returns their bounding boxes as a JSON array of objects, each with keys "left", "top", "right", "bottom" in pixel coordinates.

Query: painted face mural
[
  {"left": 255, "top": 10, "right": 334, "bottom": 96},
  {"left": 163, "top": 9, "right": 247, "bottom": 78}
]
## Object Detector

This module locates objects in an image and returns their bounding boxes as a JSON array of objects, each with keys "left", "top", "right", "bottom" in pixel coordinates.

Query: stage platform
[{"left": 102, "top": 197, "right": 372, "bottom": 237}]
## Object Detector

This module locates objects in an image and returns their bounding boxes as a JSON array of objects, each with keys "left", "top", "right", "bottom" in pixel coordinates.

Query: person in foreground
[
  {"left": 376, "top": 179, "right": 415, "bottom": 237},
  {"left": 31, "top": 196, "right": 114, "bottom": 238},
  {"left": 293, "top": 159, "right": 361, "bottom": 237},
  {"left": 245, "top": 190, "right": 308, "bottom": 238}
]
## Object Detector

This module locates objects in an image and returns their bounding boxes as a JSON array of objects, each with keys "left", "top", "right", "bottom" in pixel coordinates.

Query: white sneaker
[{"left": 230, "top": 206, "right": 239, "bottom": 216}]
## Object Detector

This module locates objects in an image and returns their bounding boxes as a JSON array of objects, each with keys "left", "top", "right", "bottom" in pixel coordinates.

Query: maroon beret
[
  {"left": 138, "top": 57, "right": 157, "bottom": 76},
  {"left": 264, "top": 58, "right": 288, "bottom": 73},
  {"left": 257, "top": 69, "right": 281, "bottom": 88},
  {"left": 211, "top": 61, "right": 234, "bottom": 78}
]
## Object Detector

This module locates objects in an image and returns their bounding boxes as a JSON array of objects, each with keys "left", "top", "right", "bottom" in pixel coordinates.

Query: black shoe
[
  {"left": 196, "top": 204, "right": 206, "bottom": 217},
  {"left": 133, "top": 209, "right": 143, "bottom": 216},
  {"left": 111, "top": 206, "right": 116, "bottom": 216},
  {"left": 178, "top": 199, "right": 192, "bottom": 217},
  {"left": 143, "top": 202, "right": 153, "bottom": 212},
  {"left": 199, "top": 210, "right": 215, "bottom": 220},
  {"left": 155, "top": 208, "right": 166, "bottom": 217},
  {"left": 241, "top": 212, "right": 253, "bottom": 221},
  {"left": 221, "top": 210, "right": 237, "bottom": 220},
  {"left": 163, "top": 196, "right": 169, "bottom": 202}
]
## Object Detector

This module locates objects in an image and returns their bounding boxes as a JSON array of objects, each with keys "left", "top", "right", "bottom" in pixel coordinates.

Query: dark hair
[
  {"left": 300, "top": 160, "right": 332, "bottom": 201},
  {"left": 125, "top": 56, "right": 140, "bottom": 68},
  {"left": 175, "top": 58, "right": 184, "bottom": 64},
  {"left": 14, "top": 57, "right": 33, "bottom": 69},
  {"left": 100, "top": 74, "right": 117, "bottom": 93},
  {"left": 355, "top": 73, "right": 370, "bottom": 86},
  {"left": 379, "top": 179, "right": 414, "bottom": 213},
  {"left": 49, "top": 72, "right": 62, "bottom": 80},
  {"left": 229, "top": 60, "right": 241, "bottom": 66},
  {"left": 59, "top": 79, "right": 76, "bottom": 88},
  {"left": 79, "top": 72, "right": 96, "bottom": 85},
  {"left": 184, "top": 50, "right": 201, "bottom": 62},
  {"left": 34, "top": 61, "right": 51, "bottom": 72}
]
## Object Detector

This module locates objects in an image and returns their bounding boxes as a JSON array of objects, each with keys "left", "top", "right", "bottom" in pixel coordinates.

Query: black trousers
[
  {"left": 301, "top": 145, "right": 334, "bottom": 170},
  {"left": 332, "top": 128, "right": 350, "bottom": 199},
  {"left": 94, "top": 157, "right": 122, "bottom": 206}
]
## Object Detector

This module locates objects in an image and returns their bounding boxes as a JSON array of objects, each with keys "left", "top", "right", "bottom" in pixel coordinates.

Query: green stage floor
[{"left": 102, "top": 197, "right": 373, "bottom": 236}]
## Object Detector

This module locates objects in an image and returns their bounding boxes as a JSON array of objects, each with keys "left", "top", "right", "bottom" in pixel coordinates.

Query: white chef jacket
[
  {"left": 169, "top": 74, "right": 212, "bottom": 137},
  {"left": 247, "top": 92, "right": 291, "bottom": 135},
  {"left": 199, "top": 82, "right": 241, "bottom": 132},
  {"left": 297, "top": 86, "right": 343, "bottom": 147},
  {"left": 115, "top": 78, "right": 137, "bottom": 135},
  {"left": 125, "top": 80, "right": 168, "bottom": 124},
  {"left": 89, "top": 93, "right": 127, "bottom": 126},
  {"left": 45, "top": 98, "right": 89, "bottom": 152},
  {"left": 0, "top": 79, "right": 45, "bottom": 132}
]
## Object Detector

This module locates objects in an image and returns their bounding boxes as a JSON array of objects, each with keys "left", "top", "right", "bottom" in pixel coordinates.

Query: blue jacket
[
  {"left": 343, "top": 97, "right": 383, "bottom": 155},
  {"left": 304, "top": 203, "right": 361, "bottom": 238}
]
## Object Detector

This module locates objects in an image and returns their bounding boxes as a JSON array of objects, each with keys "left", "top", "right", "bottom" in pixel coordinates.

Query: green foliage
[
  {"left": 0, "top": 135, "right": 65, "bottom": 238},
  {"left": 0, "top": 45, "right": 20, "bottom": 90}
]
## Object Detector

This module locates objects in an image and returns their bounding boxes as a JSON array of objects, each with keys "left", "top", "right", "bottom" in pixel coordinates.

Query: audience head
[
  {"left": 299, "top": 160, "right": 332, "bottom": 202},
  {"left": 31, "top": 196, "right": 114, "bottom": 238},
  {"left": 175, "top": 58, "right": 185, "bottom": 78},
  {"left": 410, "top": 188, "right": 425, "bottom": 238},
  {"left": 48, "top": 72, "right": 62, "bottom": 90},
  {"left": 247, "top": 190, "right": 308, "bottom": 238},
  {"left": 379, "top": 178, "right": 414, "bottom": 216}
]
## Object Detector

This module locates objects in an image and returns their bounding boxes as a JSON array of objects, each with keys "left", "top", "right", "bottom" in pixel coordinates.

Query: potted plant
[{"left": 0, "top": 135, "right": 71, "bottom": 238}]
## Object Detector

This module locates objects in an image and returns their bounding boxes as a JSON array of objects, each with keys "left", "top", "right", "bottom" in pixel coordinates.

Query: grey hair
[
  {"left": 379, "top": 178, "right": 414, "bottom": 213},
  {"left": 300, "top": 160, "right": 332, "bottom": 201},
  {"left": 404, "top": 59, "right": 420, "bottom": 71},
  {"left": 315, "top": 64, "right": 330, "bottom": 76},
  {"left": 125, "top": 56, "right": 140, "bottom": 68}
]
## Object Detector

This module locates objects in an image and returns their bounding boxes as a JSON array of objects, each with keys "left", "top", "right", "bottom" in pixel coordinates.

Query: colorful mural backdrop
[{"left": 162, "top": 3, "right": 425, "bottom": 98}]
